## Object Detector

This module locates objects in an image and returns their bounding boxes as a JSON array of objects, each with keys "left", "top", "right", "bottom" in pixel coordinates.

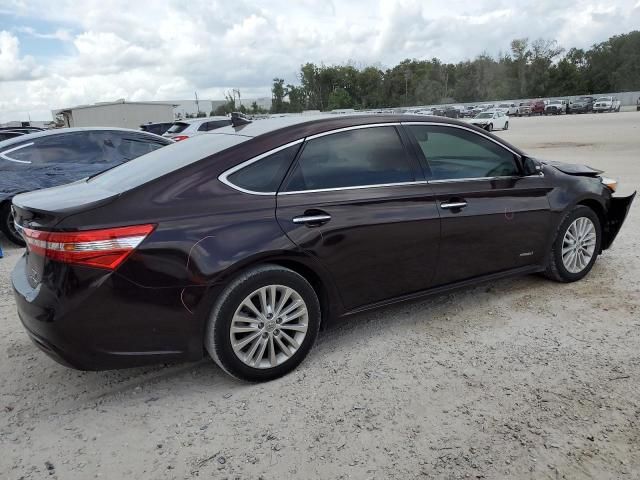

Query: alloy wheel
[
  {"left": 561, "top": 217, "right": 597, "bottom": 273},
  {"left": 229, "top": 285, "right": 309, "bottom": 369}
]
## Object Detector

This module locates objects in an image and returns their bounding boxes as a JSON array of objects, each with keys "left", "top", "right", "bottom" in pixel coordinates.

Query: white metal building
[{"left": 52, "top": 100, "right": 177, "bottom": 129}]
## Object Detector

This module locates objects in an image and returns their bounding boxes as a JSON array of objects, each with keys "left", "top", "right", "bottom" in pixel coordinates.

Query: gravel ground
[{"left": 1, "top": 112, "right": 639, "bottom": 480}]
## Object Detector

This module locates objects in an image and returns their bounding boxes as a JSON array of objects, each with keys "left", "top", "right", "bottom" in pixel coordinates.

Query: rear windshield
[
  {"left": 88, "top": 133, "right": 248, "bottom": 192},
  {"left": 166, "top": 122, "right": 189, "bottom": 134}
]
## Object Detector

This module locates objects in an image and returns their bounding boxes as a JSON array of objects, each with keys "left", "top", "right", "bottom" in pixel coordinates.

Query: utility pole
[{"left": 195, "top": 91, "right": 200, "bottom": 116}]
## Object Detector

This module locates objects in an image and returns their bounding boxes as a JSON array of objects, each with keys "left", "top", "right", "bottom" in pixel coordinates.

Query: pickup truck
[
  {"left": 496, "top": 102, "right": 519, "bottom": 116},
  {"left": 593, "top": 96, "right": 621, "bottom": 113},
  {"left": 530, "top": 100, "right": 546, "bottom": 115},
  {"left": 545, "top": 99, "right": 568, "bottom": 115},
  {"left": 570, "top": 96, "right": 594, "bottom": 113}
]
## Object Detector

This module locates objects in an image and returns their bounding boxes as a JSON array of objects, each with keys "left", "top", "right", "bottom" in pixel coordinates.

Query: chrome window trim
[
  {"left": 217, "top": 139, "right": 304, "bottom": 196},
  {"left": 218, "top": 121, "right": 528, "bottom": 196},
  {"left": 305, "top": 122, "right": 401, "bottom": 140},
  {"left": 0, "top": 142, "right": 35, "bottom": 164},
  {"left": 278, "top": 180, "right": 428, "bottom": 196}
]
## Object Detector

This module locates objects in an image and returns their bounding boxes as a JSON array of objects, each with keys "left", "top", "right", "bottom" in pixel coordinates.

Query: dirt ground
[{"left": 1, "top": 112, "right": 639, "bottom": 480}]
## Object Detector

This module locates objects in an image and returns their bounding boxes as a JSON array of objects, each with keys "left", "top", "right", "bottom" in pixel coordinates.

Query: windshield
[
  {"left": 166, "top": 122, "right": 189, "bottom": 134},
  {"left": 596, "top": 97, "right": 611, "bottom": 102},
  {"left": 498, "top": 104, "right": 509, "bottom": 108},
  {"left": 475, "top": 113, "right": 493, "bottom": 119},
  {"left": 88, "top": 133, "right": 248, "bottom": 193},
  {"left": 549, "top": 100, "right": 561, "bottom": 104}
]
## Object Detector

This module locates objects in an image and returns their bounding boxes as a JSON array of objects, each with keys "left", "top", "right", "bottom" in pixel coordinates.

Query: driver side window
[{"left": 408, "top": 125, "right": 519, "bottom": 181}]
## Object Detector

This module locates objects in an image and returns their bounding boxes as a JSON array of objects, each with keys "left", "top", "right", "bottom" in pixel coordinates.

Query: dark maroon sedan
[{"left": 11, "top": 114, "right": 635, "bottom": 381}]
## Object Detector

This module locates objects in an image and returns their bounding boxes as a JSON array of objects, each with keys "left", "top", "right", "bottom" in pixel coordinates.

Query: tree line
[{"left": 268, "top": 30, "right": 640, "bottom": 113}]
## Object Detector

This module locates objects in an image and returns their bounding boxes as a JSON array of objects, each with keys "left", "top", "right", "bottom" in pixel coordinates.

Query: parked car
[
  {"left": 0, "top": 128, "right": 173, "bottom": 245},
  {"left": 140, "top": 122, "right": 174, "bottom": 136},
  {"left": 12, "top": 114, "right": 632, "bottom": 382},
  {"left": 0, "top": 131, "right": 26, "bottom": 142},
  {"left": 530, "top": 100, "right": 546, "bottom": 115},
  {"left": 518, "top": 102, "right": 532, "bottom": 116},
  {"left": 163, "top": 116, "right": 232, "bottom": 141},
  {"left": 497, "top": 103, "right": 519, "bottom": 116},
  {"left": 468, "top": 110, "right": 509, "bottom": 131},
  {"left": 463, "top": 106, "right": 476, "bottom": 117},
  {"left": 593, "top": 96, "right": 621, "bottom": 113},
  {"left": 545, "top": 99, "right": 567, "bottom": 115},
  {"left": 570, "top": 96, "right": 594, "bottom": 113},
  {"left": 0, "top": 126, "right": 45, "bottom": 134}
]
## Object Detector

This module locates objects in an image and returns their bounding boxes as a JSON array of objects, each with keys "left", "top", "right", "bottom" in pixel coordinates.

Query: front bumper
[
  {"left": 11, "top": 256, "right": 203, "bottom": 370},
  {"left": 603, "top": 192, "right": 636, "bottom": 250}
]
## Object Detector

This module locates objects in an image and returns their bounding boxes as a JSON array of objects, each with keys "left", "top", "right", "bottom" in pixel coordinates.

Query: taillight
[
  {"left": 21, "top": 224, "right": 156, "bottom": 270},
  {"left": 173, "top": 135, "right": 189, "bottom": 141}
]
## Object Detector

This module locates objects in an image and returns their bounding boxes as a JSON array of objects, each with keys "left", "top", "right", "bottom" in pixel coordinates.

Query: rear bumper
[
  {"left": 11, "top": 256, "right": 205, "bottom": 370},
  {"left": 603, "top": 192, "right": 636, "bottom": 250}
]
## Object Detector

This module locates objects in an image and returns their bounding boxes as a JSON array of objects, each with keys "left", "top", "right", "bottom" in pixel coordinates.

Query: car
[
  {"left": 0, "top": 128, "right": 173, "bottom": 245},
  {"left": 593, "top": 96, "right": 621, "bottom": 113},
  {"left": 497, "top": 103, "right": 519, "bottom": 116},
  {"left": 163, "top": 116, "right": 232, "bottom": 141},
  {"left": 570, "top": 96, "right": 594, "bottom": 113},
  {"left": 545, "top": 99, "right": 567, "bottom": 115},
  {"left": 468, "top": 110, "right": 509, "bottom": 131},
  {"left": 10, "top": 114, "right": 635, "bottom": 382},
  {"left": 530, "top": 100, "right": 546, "bottom": 115},
  {"left": 518, "top": 102, "right": 532, "bottom": 116},
  {"left": 140, "top": 122, "right": 174, "bottom": 136},
  {"left": 0, "top": 131, "right": 26, "bottom": 142},
  {"left": 463, "top": 106, "right": 476, "bottom": 118}
]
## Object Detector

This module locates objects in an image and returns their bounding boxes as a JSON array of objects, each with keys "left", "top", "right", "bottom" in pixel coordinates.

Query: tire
[
  {"left": 0, "top": 202, "right": 25, "bottom": 246},
  {"left": 205, "top": 264, "right": 321, "bottom": 382},
  {"left": 486, "top": 123, "right": 493, "bottom": 132},
  {"left": 544, "top": 205, "right": 602, "bottom": 283},
  {"left": 504, "top": 121, "right": 509, "bottom": 130}
]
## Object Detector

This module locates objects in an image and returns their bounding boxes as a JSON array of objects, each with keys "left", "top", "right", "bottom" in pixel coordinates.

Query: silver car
[{"left": 163, "top": 116, "right": 232, "bottom": 141}]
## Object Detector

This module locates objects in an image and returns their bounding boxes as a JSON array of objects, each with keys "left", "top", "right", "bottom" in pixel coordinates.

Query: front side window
[
  {"left": 226, "top": 143, "right": 301, "bottom": 193},
  {"left": 283, "top": 126, "right": 413, "bottom": 192},
  {"left": 408, "top": 125, "right": 519, "bottom": 181}
]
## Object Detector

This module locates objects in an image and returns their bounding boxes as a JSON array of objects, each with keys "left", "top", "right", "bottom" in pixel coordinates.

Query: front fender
[{"left": 602, "top": 192, "right": 636, "bottom": 250}]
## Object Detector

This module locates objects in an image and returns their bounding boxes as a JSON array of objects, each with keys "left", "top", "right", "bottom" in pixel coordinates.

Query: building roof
[{"left": 53, "top": 100, "right": 178, "bottom": 114}]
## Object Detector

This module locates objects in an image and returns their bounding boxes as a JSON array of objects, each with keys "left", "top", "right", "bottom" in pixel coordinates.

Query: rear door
[
  {"left": 276, "top": 125, "right": 441, "bottom": 311},
  {"left": 404, "top": 123, "right": 552, "bottom": 286}
]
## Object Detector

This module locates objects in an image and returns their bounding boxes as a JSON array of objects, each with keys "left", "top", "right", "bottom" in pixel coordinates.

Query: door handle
[
  {"left": 440, "top": 201, "right": 468, "bottom": 210},
  {"left": 292, "top": 214, "right": 332, "bottom": 225}
]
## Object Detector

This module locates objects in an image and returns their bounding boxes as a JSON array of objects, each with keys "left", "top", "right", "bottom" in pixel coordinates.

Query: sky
[{"left": 1, "top": 0, "right": 639, "bottom": 122}]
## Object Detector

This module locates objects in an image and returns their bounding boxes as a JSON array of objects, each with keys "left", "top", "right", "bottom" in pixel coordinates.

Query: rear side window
[
  {"left": 408, "top": 125, "right": 519, "bottom": 180},
  {"left": 1, "top": 132, "right": 107, "bottom": 165},
  {"left": 283, "top": 126, "right": 413, "bottom": 192},
  {"left": 226, "top": 143, "right": 300, "bottom": 193},
  {"left": 166, "top": 122, "right": 189, "bottom": 134},
  {"left": 198, "top": 120, "right": 232, "bottom": 132},
  {"left": 108, "top": 133, "right": 167, "bottom": 161}
]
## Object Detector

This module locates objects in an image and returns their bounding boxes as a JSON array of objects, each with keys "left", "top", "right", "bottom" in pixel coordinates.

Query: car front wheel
[
  {"left": 545, "top": 205, "right": 601, "bottom": 282},
  {"left": 205, "top": 264, "right": 321, "bottom": 381},
  {"left": 504, "top": 121, "right": 509, "bottom": 130},
  {"left": 0, "top": 202, "right": 25, "bottom": 246}
]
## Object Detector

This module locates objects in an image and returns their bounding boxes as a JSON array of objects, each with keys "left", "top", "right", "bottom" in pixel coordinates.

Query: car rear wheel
[
  {"left": 0, "top": 202, "right": 25, "bottom": 246},
  {"left": 545, "top": 205, "right": 601, "bottom": 282},
  {"left": 205, "top": 264, "right": 321, "bottom": 381}
]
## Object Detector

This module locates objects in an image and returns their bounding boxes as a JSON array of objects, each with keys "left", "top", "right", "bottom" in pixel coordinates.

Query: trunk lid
[{"left": 12, "top": 180, "right": 119, "bottom": 289}]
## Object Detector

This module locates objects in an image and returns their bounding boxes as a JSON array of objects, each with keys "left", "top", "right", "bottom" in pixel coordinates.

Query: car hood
[{"left": 540, "top": 159, "right": 602, "bottom": 177}]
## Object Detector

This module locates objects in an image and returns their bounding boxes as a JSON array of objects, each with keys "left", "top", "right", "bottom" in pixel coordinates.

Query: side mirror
[{"left": 522, "top": 156, "right": 543, "bottom": 176}]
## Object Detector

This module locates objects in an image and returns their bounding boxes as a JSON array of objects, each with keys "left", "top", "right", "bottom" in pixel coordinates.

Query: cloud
[
  {"left": 1, "top": 0, "right": 639, "bottom": 122},
  {"left": 0, "top": 30, "right": 45, "bottom": 81}
]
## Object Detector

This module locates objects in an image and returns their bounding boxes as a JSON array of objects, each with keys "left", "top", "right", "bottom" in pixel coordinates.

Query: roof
[
  {"left": 174, "top": 116, "right": 231, "bottom": 124},
  {"left": 204, "top": 113, "right": 527, "bottom": 157},
  {"left": 0, "top": 127, "right": 172, "bottom": 149},
  {"left": 54, "top": 100, "right": 178, "bottom": 113}
]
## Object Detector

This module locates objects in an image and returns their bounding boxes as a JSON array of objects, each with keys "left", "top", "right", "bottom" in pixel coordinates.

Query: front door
[
  {"left": 404, "top": 123, "right": 552, "bottom": 286},
  {"left": 276, "top": 125, "right": 441, "bottom": 311}
]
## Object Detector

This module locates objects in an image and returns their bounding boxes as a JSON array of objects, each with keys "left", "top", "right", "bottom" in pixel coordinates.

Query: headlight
[{"left": 600, "top": 176, "right": 618, "bottom": 192}]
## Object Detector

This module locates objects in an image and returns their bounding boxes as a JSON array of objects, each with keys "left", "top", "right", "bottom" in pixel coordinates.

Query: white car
[
  {"left": 496, "top": 102, "right": 520, "bottom": 116},
  {"left": 593, "top": 96, "right": 621, "bottom": 113},
  {"left": 468, "top": 110, "right": 509, "bottom": 131},
  {"left": 163, "top": 116, "right": 232, "bottom": 141}
]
